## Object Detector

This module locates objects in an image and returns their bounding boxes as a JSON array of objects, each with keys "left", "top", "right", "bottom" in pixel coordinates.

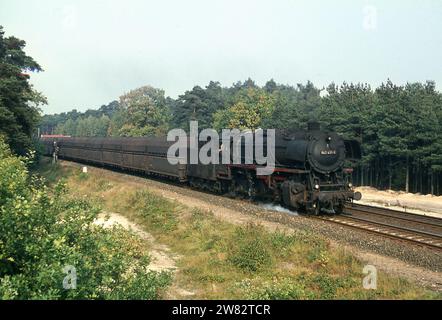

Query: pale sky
[{"left": 1, "top": 0, "right": 441, "bottom": 114}]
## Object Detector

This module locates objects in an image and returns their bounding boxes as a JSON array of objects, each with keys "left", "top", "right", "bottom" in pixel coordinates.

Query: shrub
[
  {"left": 269, "top": 231, "right": 296, "bottom": 258},
  {"left": 77, "top": 172, "right": 89, "bottom": 181},
  {"left": 310, "top": 274, "right": 353, "bottom": 299},
  {"left": 228, "top": 225, "right": 272, "bottom": 272},
  {"left": 237, "top": 278, "right": 311, "bottom": 300},
  {"left": 130, "top": 190, "right": 177, "bottom": 231},
  {"left": 0, "top": 138, "right": 171, "bottom": 299},
  {"left": 307, "top": 243, "right": 330, "bottom": 268}
]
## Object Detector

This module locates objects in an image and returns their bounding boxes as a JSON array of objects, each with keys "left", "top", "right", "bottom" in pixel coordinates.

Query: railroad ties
[{"left": 317, "top": 204, "right": 442, "bottom": 250}]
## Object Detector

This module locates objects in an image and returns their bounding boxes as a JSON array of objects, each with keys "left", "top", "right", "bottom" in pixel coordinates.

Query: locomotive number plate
[{"left": 320, "top": 150, "right": 337, "bottom": 155}]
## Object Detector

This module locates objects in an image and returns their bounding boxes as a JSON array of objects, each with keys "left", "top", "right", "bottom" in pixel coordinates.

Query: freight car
[{"left": 41, "top": 123, "right": 362, "bottom": 214}]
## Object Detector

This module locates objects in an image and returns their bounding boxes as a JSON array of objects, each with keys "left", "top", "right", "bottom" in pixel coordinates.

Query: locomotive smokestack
[{"left": 307, "top": 121, "right": 320, "bottom": 131}]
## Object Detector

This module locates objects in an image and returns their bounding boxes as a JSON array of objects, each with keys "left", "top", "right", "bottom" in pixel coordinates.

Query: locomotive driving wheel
[
  {"left": 313, "top": 201, "right": 320, "bottom": 215},
  {"left": 334, "top": 203, "right": 344, "bottom": 214},
  {"left": 307, "top": 201, "right": 320, "bottom": 215}
]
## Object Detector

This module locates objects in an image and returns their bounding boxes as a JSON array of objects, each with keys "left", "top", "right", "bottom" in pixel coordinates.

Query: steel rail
[
  {"left": 316, "top": 214, "right": 442, "bottom": 250},
  {"left": 347, "top": 203, "right": 442, "bottom": 227}
]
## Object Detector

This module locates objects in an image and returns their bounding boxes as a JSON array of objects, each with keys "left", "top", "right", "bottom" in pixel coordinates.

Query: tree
[
  {"left": 403, "top": 81, "right": 442, "bottom": 194},
  {"left": 118, "top": 86, "right": 170, "bottom": 136},
  {"left": 64, "top": 118, "right": 77, "bottom": 136},
  {"left": 0, "top": 26, "right": 47, "bottom": 154},
  {"left": 172, "top": 81, "right": 226, "bottom": 130},
  {"left": 95, "top": 115, "right": 110, "bottom": 137},
  {"left": 262, "top": 81, "right": 322, "bottom": 130},
  {"left": 319, "top": 82, "right": 377, "bottom": 187},
  {"left": 213, "top": 87, "right": 275, "bottom": 130},
  {"left": 108, "top": 108, "right": 127, "bottom": 136},
  {"left": 374, "top": 81, "right": 414, "bottom": 191},
  {"left": 98, "top": 100, "right": 120, "bottom": 118},
  {"left": 264, "top": 79, "right": 277, "bottom": 93},
  {"left": 75, "top": 117, "right": 89, "bottom": 136}
]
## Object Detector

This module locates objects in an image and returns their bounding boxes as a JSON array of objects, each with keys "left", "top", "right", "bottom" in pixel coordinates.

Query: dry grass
[{"left": 35, "top": 158, "right": 442, "bottom": 300}]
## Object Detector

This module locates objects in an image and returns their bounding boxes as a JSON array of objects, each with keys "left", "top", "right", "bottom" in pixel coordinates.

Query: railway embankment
[{"left": 36, "top": 158, "right": 442, "bottom": 297}]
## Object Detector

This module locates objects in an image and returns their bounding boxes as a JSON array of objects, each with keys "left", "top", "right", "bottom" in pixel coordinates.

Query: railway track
[{"left": 317, "top": 203, "right": 442, "bottom": 250}]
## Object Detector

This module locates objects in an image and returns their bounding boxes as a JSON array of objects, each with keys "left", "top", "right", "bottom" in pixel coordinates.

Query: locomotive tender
[{"left": 41, "top": 122, "right": 362, "bottom": 214}]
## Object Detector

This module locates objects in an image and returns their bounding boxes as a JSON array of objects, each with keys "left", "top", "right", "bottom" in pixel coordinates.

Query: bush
[
  {"left": 237, "top": 278, "right": 312, "bottom": 300},
  {"left": 310, "top": 274, "right": 354, "bottom": 299},
  {"left": 130, "top": 190, "right": 177, "bottom": 231},
  {"left": 228, "top": 225, "right": 272, "bottom": 272},
  {"left": 0, "top": 138, "right": 171, "bottom": 299}
]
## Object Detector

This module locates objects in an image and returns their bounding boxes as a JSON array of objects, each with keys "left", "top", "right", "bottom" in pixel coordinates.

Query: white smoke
[{"left": 259, "top": 203, "right": 298, "bottom": 216}]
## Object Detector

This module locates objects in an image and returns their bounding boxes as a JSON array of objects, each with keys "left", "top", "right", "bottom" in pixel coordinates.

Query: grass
[{"left": 34, "top": 158, "right": 442, "bottom": 300}]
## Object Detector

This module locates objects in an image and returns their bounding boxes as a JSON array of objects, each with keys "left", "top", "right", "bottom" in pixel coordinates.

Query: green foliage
[
  {"left": 268, "top": 232, "right": 297, "bottom": 258},
  {"left": 319, "top": 79, "right": 442, "bottom": 193},
  {"left": 118, "top": 86, "right": 171, "bottom": 136},
  {"left": 107, "top": 107, "right": 127, "bottom": 136},
  {"left": 310, "top": 273, "right": 354, "bottom": 299},
  {"left": 129, "top": 189, "right": 178, "bottom": 231},
  {"left": 238, "top": 274, "right": 356, "bottom": 300},
  {"left": 0, "top": 138, "right": 171, "bottom": 299},
  {"left": 227, "top": 225, "right": 272, "bottom": 272},
  {"left": 0, "top": 26, "right": 47, "bottom": 155},
  {"left": 264, "top": 81, "right": 322, "bottom": 129},
  {"left": 54, "top": 115, "right": 111, "bottom": 137},
  {"left": 42, "top": 101, "right": 123, "bottom": 137},
  {"left": 213, "top": 87, "right": 275, "bottom": 130},
  {"left": 238, "top": 278, "right": 310, "bottom": 300},
  {"left": 173, "top": 82, "right": 226, "bottom": 130}
]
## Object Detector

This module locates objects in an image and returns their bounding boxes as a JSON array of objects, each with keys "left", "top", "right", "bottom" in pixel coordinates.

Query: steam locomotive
[{"left": 41, "top": 122, "right": 362, "bottom": 214}]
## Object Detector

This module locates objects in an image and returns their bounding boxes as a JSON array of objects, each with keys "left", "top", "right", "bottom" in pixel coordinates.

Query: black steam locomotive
[{"left": 41, "top": 123, "right": 362, "bottom": 214}]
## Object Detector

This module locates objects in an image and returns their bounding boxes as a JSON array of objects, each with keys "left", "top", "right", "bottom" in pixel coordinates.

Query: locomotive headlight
[
  {"left": 348, "top": 182, "right": 353, "bottom": 188},
  {"left": 314, "top": 184, "right": 320, "bottom": 190}
]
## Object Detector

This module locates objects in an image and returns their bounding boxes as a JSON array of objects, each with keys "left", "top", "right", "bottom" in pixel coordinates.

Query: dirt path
[
  {"left": 94, "top": 212, "right": 197, "bottom": 298},
  {"left": 94, "top": 212, "right": 178, "bottom": 272}
]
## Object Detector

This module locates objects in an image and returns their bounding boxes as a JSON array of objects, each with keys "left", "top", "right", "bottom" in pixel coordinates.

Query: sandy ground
[
  {"left": 94, "top": 212, "right": 178, "bottom": 273},
  {"left": 94, "top": 212, "right": 196, "bottom": 298},
  {"left": 355, "top": 186, "right": 442, "bottom": 218}
]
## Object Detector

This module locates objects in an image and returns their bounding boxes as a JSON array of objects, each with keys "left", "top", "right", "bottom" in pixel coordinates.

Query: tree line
[
  {"left": 42, "top": 79, "right": 442, "bottom": 196},
  {"left": 1, "top": 25, "right": 440, "bottom": 196}
]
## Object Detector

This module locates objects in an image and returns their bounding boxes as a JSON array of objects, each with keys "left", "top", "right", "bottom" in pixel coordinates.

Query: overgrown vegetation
[
  {"left": 37, "top": 159, "right": 442, "bottom": 300},
  {"left": 0, "top": 139, "right": 171, "bottom": 299}
]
